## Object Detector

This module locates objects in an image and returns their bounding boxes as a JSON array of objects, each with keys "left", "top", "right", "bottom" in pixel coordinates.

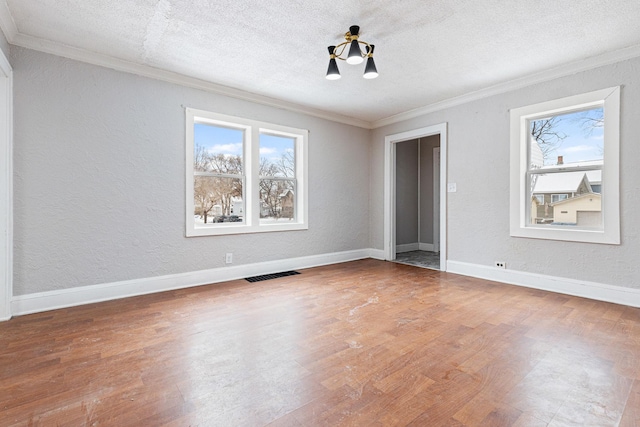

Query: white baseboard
[
  {"left": 447, "top": 260, "right": 640, "bottom": 308},
  {"left": 12, "top": 252, "right": 640, "bottom": 318},
  {"left": 396, "top": 243, "right": 435, "bottom": 253},
  {"left": 396, "top": 243, "right": 419, "bottom": 253},
  {"left": 368, "top": 248, "right": 386, "bottom": 260},
  {"left": 419, "top": 243, "right": 435, "bottom": 252},
  {"left": 11, "top": 249, "right": 372, "bottom": 317}
]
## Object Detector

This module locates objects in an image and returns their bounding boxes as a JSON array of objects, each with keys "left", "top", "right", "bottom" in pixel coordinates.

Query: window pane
[
  {"left": 529, "top": 107, "right": 603, "bottom": 168},
  {"left": 259, "top": 133, "right": 295, "bottom": 178},
  {"left": 529, "top": 171, "right": 601, "bottom": 227},
  {"left": 511, "top": 87, "right": 619, "bottom": 244},
  {"left": 259, "top": 179, "right": 295, "bottom": 221},
  {"left": 194, "top": 123, "right": 244, "bottom": 174},
  {"left": 194, "top": 176, "right": 244, "bottom": 224}
]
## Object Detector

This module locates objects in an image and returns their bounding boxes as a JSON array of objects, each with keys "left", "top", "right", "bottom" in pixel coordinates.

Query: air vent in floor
[{"left": 245, "top": 271, "right": 300, "bottom": 283}]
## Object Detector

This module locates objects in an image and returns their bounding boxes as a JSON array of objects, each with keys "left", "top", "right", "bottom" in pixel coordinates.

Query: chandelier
[{"left": 326, "top": 25, "right": 378, "bottom": 80}]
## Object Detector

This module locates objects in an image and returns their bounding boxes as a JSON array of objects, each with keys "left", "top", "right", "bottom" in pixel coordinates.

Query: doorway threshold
[{"left": 393, "top": 250, "right": 440, "bottom": 270}]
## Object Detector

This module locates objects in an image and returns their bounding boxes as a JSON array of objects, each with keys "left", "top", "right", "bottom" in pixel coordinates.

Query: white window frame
[
  {"left": 509, "top": 86, "right": 620, "bottom": 244},
  {"left": 186, "top": 108, "right": 308, "bottom": 237}
]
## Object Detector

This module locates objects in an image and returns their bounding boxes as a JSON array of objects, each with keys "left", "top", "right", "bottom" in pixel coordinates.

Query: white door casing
[
  {"left": 0, "top": 48, "right": 12, "bottom": 321},
  {"left": 384, "top": 123, "right": 447, "bottom": 271}
]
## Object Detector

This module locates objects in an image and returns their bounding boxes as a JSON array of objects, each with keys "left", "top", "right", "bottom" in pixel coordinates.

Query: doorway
[{"left": 384, "top": 123, "right": 447, "bottom": 271}]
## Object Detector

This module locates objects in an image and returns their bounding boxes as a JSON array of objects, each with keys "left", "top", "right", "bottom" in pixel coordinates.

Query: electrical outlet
[
  {"left": 495, "top": 261, "right": 506, "bottom": 269},
  {"left": 225, "top": 253, "right": 233, "bottom": 264}
]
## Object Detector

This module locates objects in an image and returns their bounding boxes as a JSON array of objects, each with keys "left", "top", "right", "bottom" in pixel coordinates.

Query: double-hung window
[
  {"left": 186, "top": 108, "right": 308, "bottom": 236},
  {"left": 510, "top": 87, "right": 620, "bottom": 244}
]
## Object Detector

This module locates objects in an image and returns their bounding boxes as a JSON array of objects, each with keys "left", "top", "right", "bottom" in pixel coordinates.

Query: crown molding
[
  {"left": 9, "top": 31, "right": 373, "bottom": 129},
  {"left": 0, "top": 0, "right": 17, "bottom": 43},
  {"left": 372, "top": 43, "right": 640, "bottom": 129},
  {"left": 3, "top": 2, "right": 640, "bottom": 131}
]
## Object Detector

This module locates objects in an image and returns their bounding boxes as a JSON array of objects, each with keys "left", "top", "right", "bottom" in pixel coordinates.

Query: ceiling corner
[{"left": 0, "top": 1, "right": 17, "bottom": 43}]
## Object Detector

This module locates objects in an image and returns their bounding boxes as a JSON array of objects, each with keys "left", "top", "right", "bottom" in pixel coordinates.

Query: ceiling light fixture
[{"left": 326, "top": 25, "right": 378, "bottom": 80}]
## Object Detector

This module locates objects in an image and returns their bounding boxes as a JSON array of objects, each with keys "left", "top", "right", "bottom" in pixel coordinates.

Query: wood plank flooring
[{"left": 1, "top": 259, "right": 640, "bottom": 426}]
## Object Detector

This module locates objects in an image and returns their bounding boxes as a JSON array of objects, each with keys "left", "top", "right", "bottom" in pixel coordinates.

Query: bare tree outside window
[
  {"left": 530, "top": 116, "right": 567, "bottom": 165},
  {"left": 259, "top": 134, "right": 296, "bottom": 221},
  {"left": 186, "top": 108, "right": 308, "bottom": 236},
  {"left": 193, "top": 123, "right": 244, "bottom": 224}
]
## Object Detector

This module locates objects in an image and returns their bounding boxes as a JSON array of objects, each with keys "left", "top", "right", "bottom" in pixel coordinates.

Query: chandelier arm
[
  {"left": 359, "top": 40, "right": 372, "bottom": 56},
  {"left": 333, "top": 41, "right": 349, "bottom": 59},
  {"left": 332, "top": 40, "right": 372, "bottom": 61}
]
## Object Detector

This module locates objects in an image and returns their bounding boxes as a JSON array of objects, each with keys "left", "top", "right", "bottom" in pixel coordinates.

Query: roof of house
[
  {"left": 585, "top": 170, "right": 602, "bottom": 184},
  {"left": 533, "top": 171, "right": 590, "bottom": 194},
  {"left": 533, "top": 159, "right": 602, "bottom": 193},
  {"left": 549, "top": 192, "right": 601, "bottom": 206}
]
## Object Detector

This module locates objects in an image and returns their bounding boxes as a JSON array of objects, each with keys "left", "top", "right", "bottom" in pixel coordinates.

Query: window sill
[
  {"left": 510, "top": 224, "right": 620, "bottom": 245},
  {"left": 186, "top": 222, "right": 308, "bottom": 237}
]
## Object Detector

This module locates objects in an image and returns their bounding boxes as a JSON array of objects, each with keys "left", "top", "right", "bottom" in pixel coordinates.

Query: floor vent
[{"left": 245, "top": 271, "right": 300, "bottom": 283}]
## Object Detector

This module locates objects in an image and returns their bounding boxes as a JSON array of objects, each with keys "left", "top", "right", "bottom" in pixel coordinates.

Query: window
[
  {"left": 551, "top": 194, "right": 568, "bottom": 203},
  {"left": 186, "top": 108, "right": 308, "bottom": 236},
  {"left": 510, "top": 87, "right": 620, "bottom": 244}
]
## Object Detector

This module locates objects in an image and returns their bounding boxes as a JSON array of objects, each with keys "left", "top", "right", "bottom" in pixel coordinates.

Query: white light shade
[
  {"left": 326, "top": 56, "right": 341, "bottom": 80},
  {"left": 346, "top": 40, "right": 363, "bottom": 65},
  {"left": 363, "top": 56, "right": 378, "bottom": 79}
]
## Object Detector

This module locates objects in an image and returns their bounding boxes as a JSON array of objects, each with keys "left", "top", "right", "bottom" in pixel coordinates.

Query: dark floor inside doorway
[{"left": 394, "top": 250, "right": 440, "bottom": 270}]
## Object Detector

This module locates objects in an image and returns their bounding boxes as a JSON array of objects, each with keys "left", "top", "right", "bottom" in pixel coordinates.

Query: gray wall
[
  {"left": 395, "top": 139, "right": 418, "bottom": 245},
  {"left": 419, "top": 135, "right": 440, "bottom": 245},
  {"left": 371, "top": 56, "right": 640, "bottom": 288},
  {"left": 395, "top": 136, "right": 440, "bottom": 248},
  {"left": 11, "top": 47, "right": 371, "bottom": 295}
]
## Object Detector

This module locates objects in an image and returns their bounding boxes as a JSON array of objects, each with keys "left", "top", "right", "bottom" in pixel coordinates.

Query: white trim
[
  {"left": 185, "top": 108, "right": 308, "bottom": 237},
  {"left": 384, "top": 123, "right": 447, "bottom": 271},
  {"left": 11, "top": 249, "right": 371, "bottom": 317},
  {"left": 447, "top": 260, "right": 640, "bottom": 308},
  {"left": 0, "top": 1, "right": 17, "bottom": 42},
  {"left": 368, "top": 249, "right": 385, "bottom": 260},
  {"left": 0, "top": 47, "right": 11, "bottom": 321},
  {"left": 509, "top": 86, "right": 620, "bottom": 244},
  {"left": 396, "top": 243, "right": 420, "bottom": 253},
  {"left": 395, "top": 243, "right": 435, "bottom": 253},
  {"left": 14, "top": 251, "right": 639, "bottom": 317},
  {"left": 1, "top": 10, "right": 638, "bottom": 131},
  {"left": 8, "top": 33, "right": 371, "bottom": 129},
  {"left": 419, "top": 243, "right": 435, "bottom": 252},
  {"left": 372, "top": 44, "right": 640, "bottom": 128}
]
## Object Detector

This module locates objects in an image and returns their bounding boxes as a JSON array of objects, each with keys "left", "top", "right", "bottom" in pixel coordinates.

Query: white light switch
[{"left": 447, "top": 183, "right": 457, "bottom": 193}]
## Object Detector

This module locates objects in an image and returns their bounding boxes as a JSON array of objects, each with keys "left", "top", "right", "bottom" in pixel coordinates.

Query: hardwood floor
[{"left": 1, "top": 259, "right": 640, "bottom": 426}]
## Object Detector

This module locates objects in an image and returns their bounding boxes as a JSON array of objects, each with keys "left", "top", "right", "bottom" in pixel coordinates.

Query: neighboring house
[
  {"left": 549, "top": 192, "right": 602, "bottom": 226},
  {"left": 230, "top": 200, "right": 244, "bottom": 217},
  {"left": 531, "top": 157, "right": 603, "bottom": 224},
  {"left": 260, "top": 202, "right": 270, "bottom": 218},
  {"left": 279, "top": 189, "right": 294, "bottom": 219}
]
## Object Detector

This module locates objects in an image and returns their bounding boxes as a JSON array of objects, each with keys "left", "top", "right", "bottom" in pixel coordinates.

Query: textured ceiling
[{"left": 2, "top": 0, "right": 640, "bottom": 127}]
